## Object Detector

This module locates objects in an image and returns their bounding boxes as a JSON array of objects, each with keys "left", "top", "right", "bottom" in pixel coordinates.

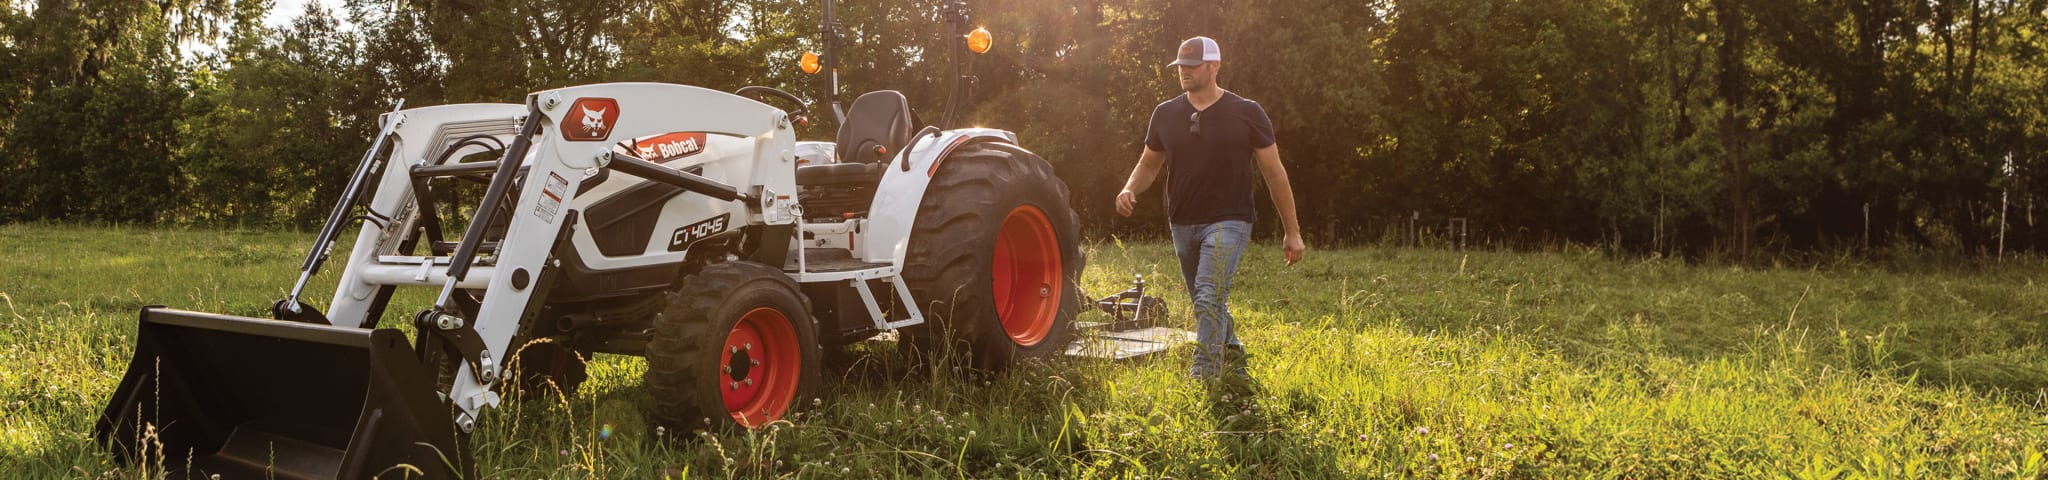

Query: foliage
[{"left": 5, "top": 0, "right": 2048, "bottom": 255}]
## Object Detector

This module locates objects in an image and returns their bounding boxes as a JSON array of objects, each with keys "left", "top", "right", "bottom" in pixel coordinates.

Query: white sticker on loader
[{"left": 536, "top": 172, "right": 568, "bottom": 224}]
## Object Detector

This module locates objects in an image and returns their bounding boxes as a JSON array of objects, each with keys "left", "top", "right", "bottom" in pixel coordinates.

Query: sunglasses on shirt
[{"left": 1189, "top": 111, "right": 1201, "bottom": 136}]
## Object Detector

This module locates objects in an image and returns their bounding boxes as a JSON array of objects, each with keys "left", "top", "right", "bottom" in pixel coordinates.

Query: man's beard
[{"left": 1182, "top": 77, "right": 1205, "bottom": 92}]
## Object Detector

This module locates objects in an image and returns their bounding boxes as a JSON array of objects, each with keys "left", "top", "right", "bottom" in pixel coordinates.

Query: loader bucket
[{"left": 96, "top": 307, "right": 469, "bottom": 479}]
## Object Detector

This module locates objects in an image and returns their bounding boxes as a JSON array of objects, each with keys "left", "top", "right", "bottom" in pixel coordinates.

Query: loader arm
[{"left": 433, "top": 83, "right": 801, "bottom": 427}]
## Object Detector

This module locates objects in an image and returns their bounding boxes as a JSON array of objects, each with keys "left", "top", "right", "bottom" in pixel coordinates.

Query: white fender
[{"left": 860, "top": 128, "right": 1020, "bottom": 265}]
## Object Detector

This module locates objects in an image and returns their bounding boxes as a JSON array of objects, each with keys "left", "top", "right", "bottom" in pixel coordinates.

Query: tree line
[{"left": 5, "top": 0, "right": 2048, "bottom": 257}]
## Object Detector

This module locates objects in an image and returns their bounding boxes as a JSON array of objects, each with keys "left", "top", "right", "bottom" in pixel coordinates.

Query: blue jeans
[{"left": 1171, "top": 220, "right": 1251, "bottom": 377}]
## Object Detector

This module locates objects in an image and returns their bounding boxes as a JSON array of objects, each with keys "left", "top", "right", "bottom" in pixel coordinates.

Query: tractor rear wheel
[
  {"left": 901, "top": 142, "right": 1085, "bottom": 372},
  {"left": 645, "top": 261, "right": 820, "bottom": 431}
]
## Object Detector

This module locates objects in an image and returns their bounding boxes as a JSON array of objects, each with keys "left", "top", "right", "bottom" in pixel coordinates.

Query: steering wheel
[{"left": 735, "top": 86, "right": 812, "bottom": 128}]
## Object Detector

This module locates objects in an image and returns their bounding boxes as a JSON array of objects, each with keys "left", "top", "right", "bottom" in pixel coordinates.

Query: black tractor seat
[
  {"left": 795, "top": 162, "right": 884, "bottom": 186},
  {"left": 797, "top": 91, "right": 914, "bottom": 218},
  {"left": 835, "top": 90, "right": 913, "bottom": 165}
]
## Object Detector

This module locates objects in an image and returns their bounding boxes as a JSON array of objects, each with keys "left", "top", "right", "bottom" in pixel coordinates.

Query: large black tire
[
  {"left": 901, "top": 142, "right": 1086, "bottom": 372},
  {"left": 645, "top": 261, "right": 820, "bottom": 431}
]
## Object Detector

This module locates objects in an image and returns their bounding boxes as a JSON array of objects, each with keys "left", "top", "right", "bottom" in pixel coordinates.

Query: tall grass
[{"left": 1, "top": 224, "right": 2043, "bottom": 478}]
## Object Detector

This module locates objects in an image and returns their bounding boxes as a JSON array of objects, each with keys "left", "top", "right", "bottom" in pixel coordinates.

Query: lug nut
[
  {"left": 731, "top": 346, "right": 740, "bottom": 354},
  {"left": 730, "top": 382, "right": 740, "bottom": 390},
  {"left": 743, "top": 378, "right": 753, "bottom": 386},
  {"left": 722, "top": 365, "right": 732, "bottom": 373},
  {"left": 750, "top": 359, "right": 760, "bottom": 366},
  {"left": 744, "top": 343, "right": 753, "bottom": 351},
  {"left": 1040, "top": 285, "right": 1052, "bottom": 298}
]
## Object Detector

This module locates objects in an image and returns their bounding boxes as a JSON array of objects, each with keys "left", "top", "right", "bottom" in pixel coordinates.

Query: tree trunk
[{"left": 1714, "top": 0, "right": 1751, "bottom": 260}]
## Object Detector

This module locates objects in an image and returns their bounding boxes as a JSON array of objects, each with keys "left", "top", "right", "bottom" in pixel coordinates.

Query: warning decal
[{"left": 536, "top": 172, "right": 568, "bottom": 224}]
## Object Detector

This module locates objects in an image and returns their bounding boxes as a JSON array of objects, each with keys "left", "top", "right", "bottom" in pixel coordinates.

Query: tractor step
[{"left": 786, "top": 248, "right": 889, "bottom": 274}]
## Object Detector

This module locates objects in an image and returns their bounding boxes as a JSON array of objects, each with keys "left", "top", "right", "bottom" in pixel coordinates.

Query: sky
[{"left": 266, "top": 0, "right": 343, "bottom": 28}]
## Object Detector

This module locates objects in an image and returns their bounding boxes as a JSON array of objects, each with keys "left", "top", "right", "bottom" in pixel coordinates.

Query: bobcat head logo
[
  {"left": 560, "top": 98, "right": 619, "bottom": 141},
  {"left": 580, "top": 106, "right": 607, "bottom": 136}
]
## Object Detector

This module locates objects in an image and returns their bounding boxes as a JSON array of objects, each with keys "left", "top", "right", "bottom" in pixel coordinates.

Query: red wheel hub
[
  {"left": 720, "top": 307, "right": 800, "bottom": 427},
  {"left": 991, "top": 205, "right": 1061, "bottom": 347}
]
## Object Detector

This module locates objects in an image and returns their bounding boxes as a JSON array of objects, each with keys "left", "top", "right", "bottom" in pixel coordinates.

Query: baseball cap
[{"left": 1167, "top": 36, "right": 1221, "bottom": 67}]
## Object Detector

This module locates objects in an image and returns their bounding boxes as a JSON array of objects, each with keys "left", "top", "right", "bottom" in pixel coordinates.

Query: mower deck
[{"left": 1066, "top": 323, "right": 1194, "bottom": 360}]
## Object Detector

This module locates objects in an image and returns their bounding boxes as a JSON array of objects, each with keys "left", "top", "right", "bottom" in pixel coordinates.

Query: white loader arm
[{"left": 439, "top": 83, "right": 801, "bottom": 429}]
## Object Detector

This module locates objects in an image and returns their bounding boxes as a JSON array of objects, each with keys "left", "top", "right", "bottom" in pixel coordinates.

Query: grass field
[{"left": 3, "top": 224, "right": 2046, "bottom": 478}]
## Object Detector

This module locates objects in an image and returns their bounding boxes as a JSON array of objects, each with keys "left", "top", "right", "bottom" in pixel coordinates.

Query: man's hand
[
  {"left": 1283, "top": 232, "right": 1306, "bottom": 266},
  {"left": 1116, "top": 190, "right": 1138, "bottom": 217}
]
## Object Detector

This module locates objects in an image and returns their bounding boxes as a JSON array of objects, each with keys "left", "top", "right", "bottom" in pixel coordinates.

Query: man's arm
[
  {"left": 1116, "top": 147, "right": 1166, "bottom": 217},
  {"left": 1254, "top": 144, "right": 1306, "bottom": 265}
]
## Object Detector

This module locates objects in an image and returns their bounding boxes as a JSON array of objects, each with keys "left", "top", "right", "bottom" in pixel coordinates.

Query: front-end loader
[{"left": 95, "top": 1, "right": 1088, "bottom": 477}]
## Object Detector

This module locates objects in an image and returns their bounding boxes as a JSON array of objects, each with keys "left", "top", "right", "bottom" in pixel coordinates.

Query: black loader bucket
[{"left": 96, "top": 307, "right": 469, "bottom": 479}]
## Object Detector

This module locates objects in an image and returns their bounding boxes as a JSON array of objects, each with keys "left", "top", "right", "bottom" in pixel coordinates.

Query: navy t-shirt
[{"left": 1144, "top": 92, "right": 1276, "bottom": 226}]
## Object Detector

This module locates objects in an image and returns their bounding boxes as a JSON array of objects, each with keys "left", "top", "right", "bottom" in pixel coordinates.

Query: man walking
[{"left": 1116, "top": 36, "right": 1305, "bottom": 378}]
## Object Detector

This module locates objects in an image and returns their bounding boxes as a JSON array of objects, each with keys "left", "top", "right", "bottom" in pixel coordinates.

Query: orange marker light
[
  {"left": 966, "top": 27, "right": 993, "bottom": 54},
  {"left": 800, "top": 51, "right": 822, "bottom": 74}
]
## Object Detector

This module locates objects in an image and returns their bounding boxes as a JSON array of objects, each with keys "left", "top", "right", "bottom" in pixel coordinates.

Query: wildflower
[
  {"left": 1428, "top": 453, "right": 1438, "bottom": 462},
  {"left": 1504, "top": 443, "right": 1514, "bottom": 450},
  {"left": 1416, "top": 426, "right": 1429, "bottom": 435},
  {"left": 560, "top": 449, "right": 569, "bottom": 456},
  {"left": 656, "top": 426, "right": 666, "bottom": 437}
]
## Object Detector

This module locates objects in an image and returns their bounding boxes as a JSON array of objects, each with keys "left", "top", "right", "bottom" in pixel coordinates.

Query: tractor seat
[
  {"left": 835, "top": 90, "right": 913, "bottom": 166},
  {"left": 795, "top": 162, "right": 883, "bottom": 186},
  {"left": 796, "top": 91, "right": 911, "bottom": 217}
]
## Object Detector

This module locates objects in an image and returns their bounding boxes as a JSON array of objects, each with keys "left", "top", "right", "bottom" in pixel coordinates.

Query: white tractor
[{"left": 95, "top": 1, "right": 1094, "bottom": 477}]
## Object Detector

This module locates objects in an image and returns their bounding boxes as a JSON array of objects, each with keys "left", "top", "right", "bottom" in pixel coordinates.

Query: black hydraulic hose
[
  {"left": 432, "top": 135, "right": 507, "bottom": 166},
  {"left": 446, "top": 104, "right": 542, "bottom": 282}
]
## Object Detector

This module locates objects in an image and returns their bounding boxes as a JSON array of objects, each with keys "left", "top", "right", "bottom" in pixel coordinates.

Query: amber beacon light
[
  {"left": 966, "top": 27, "right": 993, "bottom": 54},
  {"left": 799, "top": 51, "right": 822, "bottom": 74}
]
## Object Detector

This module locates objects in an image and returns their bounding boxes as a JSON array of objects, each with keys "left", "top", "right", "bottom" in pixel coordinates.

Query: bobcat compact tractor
[{"left": 93, "top": 1, "right": 1126, "bottom": 477}]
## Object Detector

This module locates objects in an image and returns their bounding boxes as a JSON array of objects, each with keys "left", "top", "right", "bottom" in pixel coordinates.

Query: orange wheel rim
[
  {"left": 991, "top": 205, "right": 1061, "bottom": 346},
  {"left": 721, "top": 307, "right": 800, "bottom": 427}
]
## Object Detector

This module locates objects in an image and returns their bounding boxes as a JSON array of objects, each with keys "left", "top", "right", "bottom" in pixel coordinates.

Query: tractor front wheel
[
  {"left": 901, "top": 142, "right": 1085, "bottom": 372},
  {"left": 645, "top": 261, "right": 820, "bottom": 431}
]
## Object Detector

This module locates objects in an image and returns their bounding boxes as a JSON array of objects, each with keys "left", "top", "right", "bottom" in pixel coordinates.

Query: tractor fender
[{"left": 858, "top": 128, "right": 1019, "bottom": 265}]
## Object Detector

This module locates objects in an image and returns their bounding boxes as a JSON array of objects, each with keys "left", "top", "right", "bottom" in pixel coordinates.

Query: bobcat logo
[
  {"left": 580, "top": 106, "right": 608, "bottom": 136},
  {"left": 560, "top": 97, "right": 618, "bottom": 141},
  {"left": 635, "top": 132, "right": 708, "bottom": 163}
]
